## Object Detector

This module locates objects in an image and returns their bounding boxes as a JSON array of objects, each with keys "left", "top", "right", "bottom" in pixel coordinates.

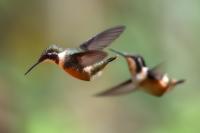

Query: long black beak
[
  {"left": 24, "top": 61, "right": 41, "bottom": 75},
  {"left": 109, "top": 48, "right": 128, "bottom": 57},
  {"left": 25, "top": 52, "right": 48, "bottom": 75}
]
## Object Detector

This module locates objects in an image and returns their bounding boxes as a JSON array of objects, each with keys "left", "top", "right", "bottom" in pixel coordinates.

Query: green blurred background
[{"left": 0, "top": 0, "right": 199, "bottom": 133}]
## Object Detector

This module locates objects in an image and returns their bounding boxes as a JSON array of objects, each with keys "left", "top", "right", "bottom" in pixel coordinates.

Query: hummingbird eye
[{"left": 45, "top": 52, "right": 59, "bottom": 63}]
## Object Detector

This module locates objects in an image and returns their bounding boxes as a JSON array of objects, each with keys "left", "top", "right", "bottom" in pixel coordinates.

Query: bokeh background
[{"left": 0, "top": 0, "right": 199, "bottom": 133}]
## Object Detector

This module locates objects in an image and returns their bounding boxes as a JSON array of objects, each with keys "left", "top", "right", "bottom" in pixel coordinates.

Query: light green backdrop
[{"left": 0, "top": 0, "right": 199, "bottom": 133}]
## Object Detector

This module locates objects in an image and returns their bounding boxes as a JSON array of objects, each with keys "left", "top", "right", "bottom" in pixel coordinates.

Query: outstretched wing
[
  {"left": 80, "top": 25, "right": 125, "bottom": 50},
  {"left": 95, "top": 79, "right": 138, "bottom": 96}
]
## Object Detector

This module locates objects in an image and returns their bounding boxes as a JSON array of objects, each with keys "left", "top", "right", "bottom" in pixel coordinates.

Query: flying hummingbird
[
  {"left": 25, "top": 26, "right": 125, "bottom": 81},
  {"left": 96, "top": 49, "right": 185, "bottom": 97}
]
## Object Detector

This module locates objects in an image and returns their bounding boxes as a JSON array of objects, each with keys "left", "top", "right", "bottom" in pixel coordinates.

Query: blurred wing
[
  {"left": 72, "top": 50, "right": 107, "bottom": 67},
  {"left": 148, "top": 63, "right": 165, "bottom": 80},
  {"left": 80, "top": 25, "right": 125, "bottom": 50},
  {"left": 95, "top": 79, "right": 138, "bottom": 96}
]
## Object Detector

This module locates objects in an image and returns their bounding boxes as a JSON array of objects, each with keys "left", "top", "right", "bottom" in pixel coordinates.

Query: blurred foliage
[{"left": 0, "top": 0, "right": 199, "bottom": 133}]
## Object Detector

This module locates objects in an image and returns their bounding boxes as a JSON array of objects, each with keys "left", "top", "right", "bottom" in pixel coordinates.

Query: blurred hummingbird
[
  {"left": 25, "top": 26, "right": 125, "bottom": 81},
  {"left": 96, "top": 49, "right": 185, "bottom": 97}
]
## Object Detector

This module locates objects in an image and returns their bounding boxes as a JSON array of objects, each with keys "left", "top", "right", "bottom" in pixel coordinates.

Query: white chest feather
[
  {"left": 131, "top": 67, "right": 148, "bottom": 85},
  {"left": 136, "top": 67, "right": 148, "bottom": 81},
  {"left": 58, "top": 51, "right": 67, "bottom": 67}
]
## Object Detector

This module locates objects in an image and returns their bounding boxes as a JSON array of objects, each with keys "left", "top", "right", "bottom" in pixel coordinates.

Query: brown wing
[
  {"left": 72, "top": 50, "right": 108, "bottom": 67},
  {"left": 95, "top": 79, "right": 138, "bottom": 96},
  {"left": 80, "top": 25, "right": 125, "bottom": 50}
]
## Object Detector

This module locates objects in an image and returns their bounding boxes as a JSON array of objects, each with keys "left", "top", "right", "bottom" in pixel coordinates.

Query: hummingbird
[
  {"left": 96, "top": 49, "right": 185, "bottom": 97},
  {"left": 25, "top": 26, "right": 125, "bottom": 81}
]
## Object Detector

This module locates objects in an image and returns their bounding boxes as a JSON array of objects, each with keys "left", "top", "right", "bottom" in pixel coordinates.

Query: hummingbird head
[
  {"left": 128, "top": 54, "right": 146, "bottom": 73},
  {"left": 25, "top": 45, "right": 63, "bottom": 75},
  {"left": 131, "top": 55, "right": 146, "bottom": 67},
  {"left": 39, "top": 45, "right": 62, "bottom": 63},
  {"left": 109, "top": 49, "right": 146, "bottom": 73}
]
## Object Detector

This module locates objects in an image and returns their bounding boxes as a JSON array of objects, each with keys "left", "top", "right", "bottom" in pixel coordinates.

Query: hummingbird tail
[
  {"left": 170, "top": 79, "right": 185, "bottom": 88},
  {"left": 106, "top": 56, "right": 117, "bottom": 63},
  {"left": 109, "top": 48, "right": 127, "bottom": 57},
  {"left": 88, "top": 56, "right": 117, "bottom": 76},
  {"left": 174, "top": 79, "right": 186, "bottom": 85}
]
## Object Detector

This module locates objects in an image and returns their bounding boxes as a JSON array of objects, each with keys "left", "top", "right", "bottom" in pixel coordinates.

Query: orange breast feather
[
  {"left": 140, "top": 79, "right": 168, "bottom": 97},
  {"left": 65, "top": 68, "right": 90, "bottom": 81}
]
